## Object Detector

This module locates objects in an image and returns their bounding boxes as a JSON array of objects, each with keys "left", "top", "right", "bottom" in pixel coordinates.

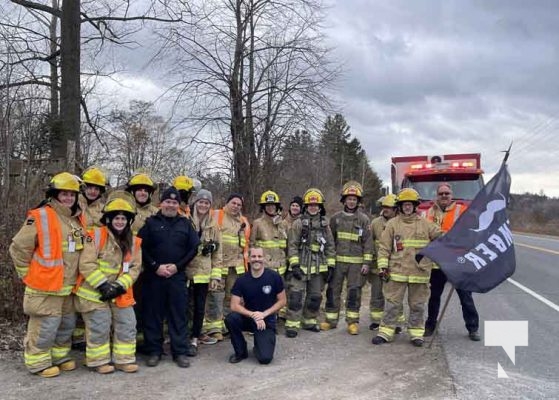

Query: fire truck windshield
[{"left": 404, "top": 174, "right": 484, "bottom": 201}]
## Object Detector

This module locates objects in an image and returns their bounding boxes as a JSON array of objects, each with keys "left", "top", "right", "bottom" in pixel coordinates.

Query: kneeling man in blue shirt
[{"left": 225, "top": 247, "right": 286, "bottom": 364}]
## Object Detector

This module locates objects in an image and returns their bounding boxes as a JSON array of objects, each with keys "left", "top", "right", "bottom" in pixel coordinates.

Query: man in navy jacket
[{"left": 139, "top": 187, "right": 200, "bottom": 368}]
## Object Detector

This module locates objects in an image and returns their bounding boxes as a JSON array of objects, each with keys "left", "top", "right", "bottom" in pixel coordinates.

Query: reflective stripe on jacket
[
  {"left": 330, "top": 210, "right": 372, "bottom": 265},
  {"left": 213, "top": 209, "right": 250, "bottom": 274},
  {"left": 250, "top": 214, "right": 287, "bottom": 275}
]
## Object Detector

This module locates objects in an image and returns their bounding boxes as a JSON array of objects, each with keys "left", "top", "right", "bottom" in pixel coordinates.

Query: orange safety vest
[
  {"left": 76, "top": 227, "right": 141, "bottom": 308},
  {"left": 23, "top": 206, "right": 86, "bottom": 292},
  {"left": 427, "top": 203, "right": 466, "bottom": 233},
  {"left": 213, "top": 209, "right": 251, "bottom": 271}
]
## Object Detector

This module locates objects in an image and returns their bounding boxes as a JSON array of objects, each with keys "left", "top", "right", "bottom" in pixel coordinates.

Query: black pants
[
  {"left": 142, "top": 274, "right": 189, "bottom": 357},
  {"left": 224, "top": 312, "right": 276, "bottom": 364},
  {"left": 426, "top": 269, "right": 479, "bottom": 333},
  {"left": 189, "top": 282, "right": 209, "bottom": 339}
]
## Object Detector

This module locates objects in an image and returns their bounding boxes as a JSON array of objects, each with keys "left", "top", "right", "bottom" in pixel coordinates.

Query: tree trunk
[{"left": 59, "top": 0, "right": 81, "bottom": 171}]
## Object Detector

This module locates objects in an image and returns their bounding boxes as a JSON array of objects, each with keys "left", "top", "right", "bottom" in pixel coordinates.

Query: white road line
[
  {"left": 513, "top": 233, "right": 559, "bottom": 242},
  {"left": 507, "top": 278, "right": 559, "bottom": 313}
]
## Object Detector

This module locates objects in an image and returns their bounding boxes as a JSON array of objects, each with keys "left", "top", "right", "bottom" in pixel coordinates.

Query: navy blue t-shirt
[{"left": 231, "top": 268, "right": 284, "bottom": 328}]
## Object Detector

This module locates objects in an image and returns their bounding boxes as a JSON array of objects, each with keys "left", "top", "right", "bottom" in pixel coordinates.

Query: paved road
[{"left": 438, "top": 233, "right": 559, "bottom": 399}]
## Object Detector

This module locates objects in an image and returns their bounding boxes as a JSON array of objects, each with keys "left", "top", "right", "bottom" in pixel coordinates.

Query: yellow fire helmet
[
  {"left": 397, "top": 188, "right": 420, "bottom": 203},
  {"left": 172, "top": 175, "right": 194, "bottom": 192},
  {"left": 303, "top": 188, "right": 325, "bottom": 205},
  {"left": 103, "top": 198, "right": 137, "bottom": 215},
  {"left": 259, "top": 190, "right": 281, "bottom": 205},
  {"left": 381, "top": 194, "right": 397, "bottom": 208},
  {"left": 341, "top": 180, "right": 363, "bottom": 199},
  {"left": 49, "top": 172, "right": 81, "bottom": 192},
  {"left": 82, "top": 166, "right": 107, "bottom": 188},
  {"left": 126, "top": 173, "right": 155, "bottom": 192}
]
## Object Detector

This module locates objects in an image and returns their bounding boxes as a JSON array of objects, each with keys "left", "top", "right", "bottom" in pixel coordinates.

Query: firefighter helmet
[
  {"left": 340, "top": 181, "right": 363, "bottom": 200},
  {"left": 82, "top": 167, "right": 107, "bottom": 188},
  {"left": 259, "top": 190, "right": 281, "bottom": 205},
  {"left": 303, "top": 188, "right": 325, "bottom": 205},
  {"left": 381, "top": 194, "right": 397, "bottom": 208},
  {"left": 48, "top": 172, "right": 80, "bottom": 192},
  {"left": 172, "top": 175, "right": 194, "bottom": 192},
  {"left": 103, "top": 198, "right": 136, "bottom": 214},
  {"left": 397, "top": 188, "right": 420, "bottom": 203},
  {"left": 126, "top": 173, "right": 155, "bottom": 192}
]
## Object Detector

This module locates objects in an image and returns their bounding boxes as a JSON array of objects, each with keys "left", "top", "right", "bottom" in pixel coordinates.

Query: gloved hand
[
  {"left": 98, "top": 281, "right": 118, "bottom": 302},
  {"left": 113, "top": 281, "right": 127, "bottom": 297},
  {"left": 326, "top": 267, "right": 335, "bottom": 284},
  {"left": 202, "top": 241, "right": 219, "bottom": 256},
  {"left": 415, "top": 254, "right": 424, "bottom": 264},
  {"left": 378, "top": 268, "right": 390, "bottom": 283},
  {"left": 291, "top": 265, "right": 303, "bottom": 280}
]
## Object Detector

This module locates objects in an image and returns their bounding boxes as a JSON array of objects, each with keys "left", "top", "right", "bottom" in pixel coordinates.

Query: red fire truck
[{"left": 391, "top": 153, "right": 484, "bottom": 215}]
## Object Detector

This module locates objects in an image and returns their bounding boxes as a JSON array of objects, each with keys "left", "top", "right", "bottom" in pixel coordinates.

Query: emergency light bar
[{"left": 410, "top": 161, "right": 475, "bottom": 170}]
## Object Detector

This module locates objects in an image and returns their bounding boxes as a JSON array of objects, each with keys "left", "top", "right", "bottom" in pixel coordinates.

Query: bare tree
[{"left": 160, "top": 0, "right": 339, "bottom": 210}]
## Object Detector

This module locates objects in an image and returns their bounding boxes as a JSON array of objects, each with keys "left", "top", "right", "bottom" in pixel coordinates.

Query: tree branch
[{"left": 10, "top": 0, "right": 61, "bottom": 17}]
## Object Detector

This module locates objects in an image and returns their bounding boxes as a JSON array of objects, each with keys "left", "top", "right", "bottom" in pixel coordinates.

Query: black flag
[{"left": 418, "top": 162, "right": 515, "bottom": 293}]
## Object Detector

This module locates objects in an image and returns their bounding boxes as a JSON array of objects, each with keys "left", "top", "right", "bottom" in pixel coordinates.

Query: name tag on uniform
[
  {"left": 68, "top": 235, "right": 76, "bottom": 253},
  {"left": 122, "top": 262, "right": 130, "bottom": 273}
]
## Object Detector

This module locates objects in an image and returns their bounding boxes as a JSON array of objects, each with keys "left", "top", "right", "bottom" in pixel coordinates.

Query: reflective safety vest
[
  {"left": 23, "top": 206, "right": 86, "bottom": 292},
  {"left": 213, "top": 209, "right": 251, "bottom": 272},
  {"left": 426, "top": 202, "right": 466, "bottom": 233},
  {"left": 75, "top": 227, "right": 141, "bottom": 308}
]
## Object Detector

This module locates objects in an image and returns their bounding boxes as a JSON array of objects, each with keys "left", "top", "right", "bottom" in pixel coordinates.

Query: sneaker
[
  {"left": 371, "top": 336, "right": 387, "bottom": 345},
  {"left": 58, "top": 360, "right": 76, "bottom": 371},
  {"left": 411, "top": 338, "right": 424, "bottom": 347},
  {"left": 347, "top": 323, "right": 359, "bottom": 335},
  {"left": 369, "top": 322, "right": 380, "bottom": 331},
  {"left": 211, "top": 332, "right": 224, "bottom": 341},
  {"left": 186, "top": 344, "right": 197, "bottom": 357},
  {"left": 285, "top": 329, "right": 298, "bottom": 338},
  {"left": 468, "top": 331, "right": 481, "bottom": 341},
  {"left": 95, "top": 364, "right": 115, "bottom": 374},
  {"left": 199, "top": 334, "right": 218, "bottom": 345},
  {"left": 319, "top": 322, "right": 335, "bottom": 331},
  {"left": 36, "top": 366, "right": 60, "bottom": 378},
  {"left": 115, "top": 363, "right": 139, "bottom": 373}
]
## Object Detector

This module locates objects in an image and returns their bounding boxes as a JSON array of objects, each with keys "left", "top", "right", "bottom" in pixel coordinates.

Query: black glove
[
  {"left": 113, "top": 281, "right": 127, "bottom": 297},
  {"left": 98, "top": 281, "right": 118, "bottom": 302},
  {"left": 291, "top": 265, "right": 303, "bottom": 280},
  {"left": 415, "top": 254, "right": 424, "bottom": 264},
  {"left": 326, "top": 267, "right": 335, "bottom": 284},
  {"left": 202, "top": 241, "right": 219, "bottom": 256}
]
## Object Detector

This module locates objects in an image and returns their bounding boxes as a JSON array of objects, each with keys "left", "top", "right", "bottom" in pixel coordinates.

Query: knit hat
[
  {"left": 160, "top": 187, "right": 180, "bottom": 202},
  {"left": 226, "top": 192, "right": 244, "bottom": 205},
  {"left": 290, "top": 196, "right": 303, "bottom": 208},
  {"left": 193, "top": 189, "right": 213, "bottom": 205}
]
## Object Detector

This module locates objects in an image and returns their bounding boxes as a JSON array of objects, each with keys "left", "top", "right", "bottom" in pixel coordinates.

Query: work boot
[
  {"left": 411, "top": 338, "right": 424, "bottom": 347},
  {"left": 319, "top": 322, "right": 335, "bottom": 331},
  {"left": 469, "top": 331, "right": 481, "bottom": 341},
  {"left": 371, "top": 336, "right": 387, "bottom": 345},
  {"left": 369, "top": 322, "right": 380, "bottom": 331},
  {"left": 174, "top": 355, "right": 190, "bottom": 368},
  {"left": 36, "top": 366, "right": 60, "bottom": 378},
  {"left": 58, "top": 360, "right": 76, "bottom": 371},
  {"left": 146, "top": 354, "right": 161, "bottom": 367},
  {"left": 303, "top": 324, "right": 321, "bottom": 332},
  {"left": 285, "top": 329, "right": 298, "bottom": 338},
  {"left": 423, "top": 326, "right": 434, "bottom": 337},
  {"left": 115, "top": 363, "right": 139, "bottom": 373},
  {"left": 347, "top": 323, "right": 359, "bottom": 335},
  {"left": 228, "top": 353, "right": 248, "bottom": 364},
  {"left": 211, "top": 332, "right": 224, "bottom": 341},
  {"left": 95, "top": 364, "right": 115, "bottom": 374}
]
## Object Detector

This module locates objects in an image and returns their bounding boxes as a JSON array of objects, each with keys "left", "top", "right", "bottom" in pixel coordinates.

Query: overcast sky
[{"left": 103, "top": 0, "right": 559, "bottom": 197}]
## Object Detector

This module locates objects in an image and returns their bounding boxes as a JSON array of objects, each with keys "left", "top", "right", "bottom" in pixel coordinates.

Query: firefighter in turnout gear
[
  {"left": 321, "top": 181, "right": 372, "bottom": 335},
  {"left": 75, "top": 193, "right": 142, "bottom": 373},
  {"left": 126, "top": 173, "right": 159, "bottom": 235},
  {"left": 368, "top": 194, "right": 400, "bottom": 330},
  {"left": 203, "top": 193, "right": 250, "bottom": 341},
  {"left": 285, "top": 188, "right": 335, "bottom": 338},
  {"left": 372, "top": 188, "right": 442, "bottom": 347},
  {"left": 79, "top": 166, "right": 107, "bottom": 230},
  {"left": 172, "top": 175, "right": 195, "bottom": 218},
  {"left": 9, "top": 172, "right": 87, "bottom": 377},
  {"left": 250, "top": 191, "right": 288, "bottom": 276},
  {"left": 282, "top": 196, "right": 303, "bottom": 231}
]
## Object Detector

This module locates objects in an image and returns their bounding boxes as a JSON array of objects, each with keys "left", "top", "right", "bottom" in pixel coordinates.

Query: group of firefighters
[{"left": 9, "top": 167, "right": 480, "bottom": 378}]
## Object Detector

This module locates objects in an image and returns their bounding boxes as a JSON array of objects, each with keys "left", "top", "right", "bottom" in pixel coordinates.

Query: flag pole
[
  {"left": 501, "top": 142, "right": 513, "bottom": 164},
  {"left": 427, "top": 285, "right": 454, "bottom": 349}
]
